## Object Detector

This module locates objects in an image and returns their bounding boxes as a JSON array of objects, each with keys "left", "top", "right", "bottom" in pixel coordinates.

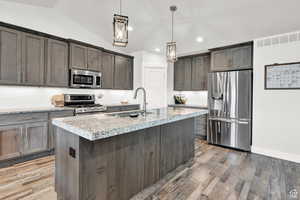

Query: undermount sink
[{"left": 106, "top": 110, "right": 154, "bottom": 118}]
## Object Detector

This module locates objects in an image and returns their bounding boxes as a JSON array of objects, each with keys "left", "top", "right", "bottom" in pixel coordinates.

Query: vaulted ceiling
[{"left": 2, "top": 0, "right": 300, "bottom": 54}]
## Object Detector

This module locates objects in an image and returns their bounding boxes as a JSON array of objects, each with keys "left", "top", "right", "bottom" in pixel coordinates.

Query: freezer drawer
[{"left": 208, "top": 119, "right": 251, "bottom": 151}]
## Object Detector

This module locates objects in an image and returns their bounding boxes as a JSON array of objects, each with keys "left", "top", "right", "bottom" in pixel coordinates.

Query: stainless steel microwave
[{"left": 70, "top": 69, "right": 101, "bottom": 88}]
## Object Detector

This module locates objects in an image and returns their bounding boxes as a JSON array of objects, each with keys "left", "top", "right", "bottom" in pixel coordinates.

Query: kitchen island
[{"left": 52, "top": 107, "right": 208, "bottom": 200}]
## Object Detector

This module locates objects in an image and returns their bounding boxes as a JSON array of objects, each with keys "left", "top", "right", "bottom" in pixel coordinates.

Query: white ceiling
[{"left": 3, "top": 0, "right": 300, "bottom": 54}]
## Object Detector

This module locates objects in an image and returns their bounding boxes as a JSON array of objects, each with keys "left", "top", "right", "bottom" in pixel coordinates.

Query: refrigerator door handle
[
  {"left": 237, "top": 120, "right": 250, "bottom": 125},
  {"left": 212, "top": 94, "right": 223, "bottom": 100}
]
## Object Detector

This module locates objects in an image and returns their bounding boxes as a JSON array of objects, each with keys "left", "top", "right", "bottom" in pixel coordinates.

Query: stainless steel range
[{"left": 64, "top": 94, "right": 106, "bottom": 114}]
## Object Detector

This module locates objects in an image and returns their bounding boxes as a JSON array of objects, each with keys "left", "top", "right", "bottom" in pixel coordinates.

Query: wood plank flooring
[{"left": 0, "top": 139, "right": 299, "bottom": 200}]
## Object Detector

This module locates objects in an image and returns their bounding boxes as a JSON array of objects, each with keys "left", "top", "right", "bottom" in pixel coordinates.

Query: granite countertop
[
  {"left": 105, "top": 103, "right": 140, "bottom": 107},
  {"left": 0, "top": 106, "right": 75, "bottom": 115},
  {"left": 168, "top": 104, "right": 208, "bottom": 109},
  {"left": 52, "top": 107, "right": 208, "bottom": 141}
]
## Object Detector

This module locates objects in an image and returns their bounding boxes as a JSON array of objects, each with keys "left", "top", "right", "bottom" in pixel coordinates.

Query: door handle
[
  {"left": 212, "top": 94, "right": 223, "bottom": 100},
  {"left": 237, "top": 121, "right": 249, "bottom": 125}
]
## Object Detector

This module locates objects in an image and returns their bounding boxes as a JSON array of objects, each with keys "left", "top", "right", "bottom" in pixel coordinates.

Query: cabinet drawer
[
  {"left": 49, "top": 110, "right": 74, "bottom": 119},
  {"left": 0, "top": 112, "right": 48, "bottom": 125}
]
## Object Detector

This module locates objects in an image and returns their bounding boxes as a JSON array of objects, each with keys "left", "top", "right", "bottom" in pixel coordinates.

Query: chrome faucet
[{"left": 133, "top": 87, "right": 147, "bottom": 114}]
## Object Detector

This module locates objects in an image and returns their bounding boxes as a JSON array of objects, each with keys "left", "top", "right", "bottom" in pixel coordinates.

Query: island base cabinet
[{"left": 55, "top": 118, "right": 195, "bottom": 200}]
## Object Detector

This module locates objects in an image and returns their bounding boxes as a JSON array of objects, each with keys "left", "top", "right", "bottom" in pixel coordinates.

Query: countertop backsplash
[
  {"left": 172, "top": 91, "right": 208, "bottom": 107},
  {"left": 0, "top": 86, "right": 138, "bottom": 109}
]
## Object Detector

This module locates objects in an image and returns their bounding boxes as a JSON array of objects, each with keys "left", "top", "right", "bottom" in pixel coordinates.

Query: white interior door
[{"left": 144, "top": 66, "right": 167, "bottom": 109}]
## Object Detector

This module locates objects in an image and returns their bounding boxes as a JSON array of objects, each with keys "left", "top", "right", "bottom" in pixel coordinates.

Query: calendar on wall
[{"left": 265, "top": 62, "right": 300, "bottom": 89}]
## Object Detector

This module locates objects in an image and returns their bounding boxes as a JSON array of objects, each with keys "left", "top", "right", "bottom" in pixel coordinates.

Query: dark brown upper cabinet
[
  {"left": 101, "top": 52, "right": 115, "bottom": 89},
  {"left": 211, "top": 43, "right": 253, "bottom": 72},
  {"left": 0, "top": 23, "right": 134, "bottom": 89},
  {"left": 174, "top": 58, "right": 185, "bottom": 91},
  {"left": 45, "top": 39, "right": 69, "bottom": 87},
  {"left": 114, "top": 55, "right": 133, "bottom": 90},
  {"left": 210, "top": 49, "right": 231, "bottom": 72},
  {"left": 21, "top": 33, "right": 45, "bottom": 85},
  {"left": 174, "top": 57, "right": 192, "bottom": 91},
  {"left": 231, "top": 45, "right": 252, "bottom": 69},
  {"left": 69, "top": 42, "right": 102, "bottom": 72},
  {"left": 174, "top": 54, "right": 209, "bottom": 91},
  {"left": 0, "top": 26, "right": 22, "bottom": 85},
  {"left": 87, "top": 48, "right": 102, "bottom": 72},
  {"left": 69, "top": 43, "right": 88, "bottom": 69},
  {"left": 191, "top": 54, "right": 210, "bottom": 90}
]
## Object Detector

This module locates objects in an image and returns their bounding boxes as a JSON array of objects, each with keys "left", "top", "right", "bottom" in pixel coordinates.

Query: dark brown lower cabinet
[
  {"left": 55, "top": 118, "right": 195, "bottom": 200},
  {"left": 22, "top": 122, "right": 48, "bottom": 155},
  {"left": 0, "top": 125, "right": 23, "bottom": 161},
  {"left": 0, "top": 110, "right": 74, "bottom": 162}
]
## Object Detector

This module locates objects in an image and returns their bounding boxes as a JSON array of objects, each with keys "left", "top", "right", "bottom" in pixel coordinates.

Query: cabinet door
[
  {"left": 202, "top": 55, "right": 210, "bottom": 90},
  {"left": 0, "top": 26, "right": 22, "bottom": 85},
  {"left": 70, "top": 43, "right": 87, "bottom": 69},
  {"left": 114, "top": 55, "right": 127, "bottom": 89},
  {"left": 23, "top": 122, "right": 48, "bottom": 155},
  {"left": 21, "top": 33, "right": 45, "bottom": 85},
  {"left": 211, "top": 49, "right": 231, "bottom": 72},
  {"left": 232, "top": 45, "right": 252, "bottom": 70},
  {"left": 191, "top": 55, "right": 209, "bottom": 90},
  {"left": 174, "top": 58, "right": 185, "bottom": 91},
  {"left": 87, "top": 48, "right": 102, "bottom": 72},
  {"left": 101, "top": 52, "right": 114, "bottom": 89},
  {"left": 45, "top": 39, "right": 69, "bottom": 87},
  {"left": 123, "top": 57, "right": 133, "bottom": 90},
  {"left": 0, "top": 125, "right": 23, "bottom": 161},
  {"left": 183, "top": 57, "right": 192, "bottom": 90},
  {"left": 115, "top": 56, "right": 133, "bottom": 90}
]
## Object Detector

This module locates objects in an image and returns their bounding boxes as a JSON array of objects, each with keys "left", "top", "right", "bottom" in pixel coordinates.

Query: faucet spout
[{"left": 133, "top": 87, "right": 147, "bottom": 114}]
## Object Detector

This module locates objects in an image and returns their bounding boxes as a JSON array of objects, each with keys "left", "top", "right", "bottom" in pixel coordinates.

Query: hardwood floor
[{"left": 0, "top": 139, "right": 299, "bottom": 200}]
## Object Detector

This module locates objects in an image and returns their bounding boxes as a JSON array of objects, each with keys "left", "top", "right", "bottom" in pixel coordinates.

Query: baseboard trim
[{"left": 252, "top": 146, "right": 300, "bottom": 163}]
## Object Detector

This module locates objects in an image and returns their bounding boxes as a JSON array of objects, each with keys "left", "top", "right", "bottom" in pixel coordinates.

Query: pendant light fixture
[
  {"left": 166, "top": 5, "right": 177, "bottom": 63},
  {"left": 113, "top": 0, "right": 128, "bottom": 47}
]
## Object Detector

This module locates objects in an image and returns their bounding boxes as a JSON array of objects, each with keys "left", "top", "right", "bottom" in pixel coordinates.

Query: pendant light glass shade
[
  {"left": 166, "top": 5, "right": 177, "bottom": 63},
  {"left": 166, "top": 42, "right": 177, "bottom": 62},
  {"left": 113, "top": 14, "right": 128, "bottom": 47}
]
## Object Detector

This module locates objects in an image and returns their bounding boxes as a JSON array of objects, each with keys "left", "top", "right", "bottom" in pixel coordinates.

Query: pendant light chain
[
  {"left": 120, "top": 0, "right": 122, "bottom": 15},
  {"left": 171, "top": 10, "right": 174, "bottom": 42}
]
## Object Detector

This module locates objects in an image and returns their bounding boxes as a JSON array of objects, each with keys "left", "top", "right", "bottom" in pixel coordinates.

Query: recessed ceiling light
[
  {"left": 128, "top": 26, "right": 133, "bottom": 31},
  {"left": 196, "top": 37, "right": 204, "bottom": 43},
  {"left": 155, "top": 48, "right": 161, "bottom": 52}
]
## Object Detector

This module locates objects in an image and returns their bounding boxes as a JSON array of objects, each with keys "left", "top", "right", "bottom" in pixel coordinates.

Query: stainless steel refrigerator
[{"left": 207, "top": 70, "right": 252, "bottom": 151}]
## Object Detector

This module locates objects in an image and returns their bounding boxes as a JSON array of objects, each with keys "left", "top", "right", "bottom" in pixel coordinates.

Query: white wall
[{"left": 252, "top": 31, "right": 300, "bottom": 163}]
